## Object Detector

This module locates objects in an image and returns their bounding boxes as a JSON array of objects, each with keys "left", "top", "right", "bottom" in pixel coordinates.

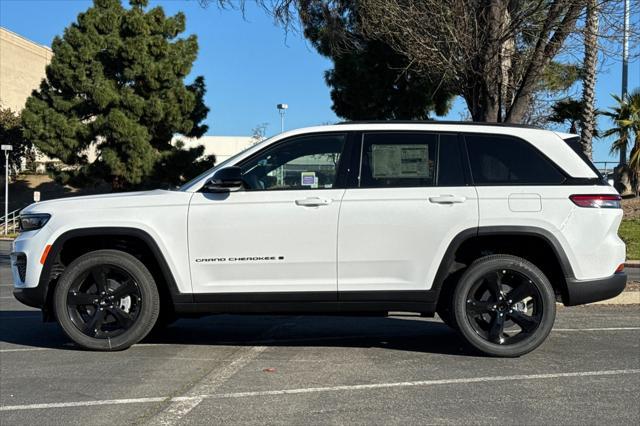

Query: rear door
[{"left": 337, "top": 131, "right": 478, "bottom": 295}]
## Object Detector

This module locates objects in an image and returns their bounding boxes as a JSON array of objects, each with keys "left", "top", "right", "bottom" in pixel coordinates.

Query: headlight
[{"left": 19, "top": 214, "right": 51, "bottom": 232}]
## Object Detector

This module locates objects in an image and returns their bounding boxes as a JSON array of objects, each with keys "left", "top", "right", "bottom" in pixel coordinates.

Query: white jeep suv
[{"left": 11, "top": 122, "right": 627, "bottom": 357}]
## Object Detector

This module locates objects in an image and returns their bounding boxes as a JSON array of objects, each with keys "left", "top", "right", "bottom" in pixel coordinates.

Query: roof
[
  {"left": 336, "top": 120, "right": 540, "bottom": 130},
  {"left": 554, "top": 131, "right": 579, "bottom": 140}
]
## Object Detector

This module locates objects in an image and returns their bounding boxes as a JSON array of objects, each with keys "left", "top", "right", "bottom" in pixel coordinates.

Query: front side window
[
  {"left": 240, "top": 133, "right": 346, "bottom": 191},
  {"left": 465, "top": 134, "right": 565, "bottom": 185},
  {"left": 357, "top": 132, "right": 464, "bottom": 188}
]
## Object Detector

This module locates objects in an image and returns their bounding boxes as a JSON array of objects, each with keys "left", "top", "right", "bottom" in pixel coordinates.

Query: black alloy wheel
[
  {"left": 453, "top": 254, "right": 556, "bottom": 357},
  {"left": 67, "top": 265, "right": 142, "bottom": 339},
  {"left": 54, "top": 250, "right": 160, "bottom": 351},
  {"left": 464, "top": 269, "right": 543, "bottom": 345}
]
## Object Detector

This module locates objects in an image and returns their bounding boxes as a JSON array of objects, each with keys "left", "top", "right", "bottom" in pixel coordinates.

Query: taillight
[{"left": 569, "top": 194, "right": 621, "bottom": 208}]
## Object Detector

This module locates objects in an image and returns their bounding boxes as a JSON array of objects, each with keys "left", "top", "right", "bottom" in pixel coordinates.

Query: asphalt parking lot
[{"left": 1, "top": 241, "right": 639, "bottom": 425}]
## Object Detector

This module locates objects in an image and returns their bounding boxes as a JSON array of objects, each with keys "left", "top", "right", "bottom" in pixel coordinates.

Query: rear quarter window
[
  {"left": 562, "top": 136, "right": 605, "bottom": 180},
  {"left": 465, "top": 134, "right": 566, "bottom": 185}
]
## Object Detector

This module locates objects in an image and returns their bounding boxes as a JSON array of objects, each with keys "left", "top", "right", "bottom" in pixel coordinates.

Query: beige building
[
  {"left": 1, "top": 27, "right": 253, "bottom": 171},
  {"left": 178, "top": 136, "right": 256, "bottom": 164},
  {"left": 0, "top": 27, "right": 52, "bottom": 111}
]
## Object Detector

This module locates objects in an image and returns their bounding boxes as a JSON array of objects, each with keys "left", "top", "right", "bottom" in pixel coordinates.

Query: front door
[
  {"left": 337, "top": 132, "right": 478, "bottom": 294},
  {"left": 188, "top": 133, "right": 348, "bottom": 296}
]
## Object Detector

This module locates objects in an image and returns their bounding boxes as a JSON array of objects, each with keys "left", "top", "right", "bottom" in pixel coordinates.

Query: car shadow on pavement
[
  {"left": 0, "top": 310, "right": 70, "bottom": 350},
  {"left": 0, "top": 311, "right": 477, "bottom": 356}
]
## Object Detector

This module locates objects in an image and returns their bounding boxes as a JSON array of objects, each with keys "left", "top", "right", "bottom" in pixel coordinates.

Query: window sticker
[
  {"left": 301, "top": 171, "right": 318, "bottom": 188},
  {"left": 371, "top": 144, "right": 430, "bottom": 178}
]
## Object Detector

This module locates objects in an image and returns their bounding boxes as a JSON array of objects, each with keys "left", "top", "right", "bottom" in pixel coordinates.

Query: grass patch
[{"left": 620, "top": 219, "right": 640, "bottom": 260}]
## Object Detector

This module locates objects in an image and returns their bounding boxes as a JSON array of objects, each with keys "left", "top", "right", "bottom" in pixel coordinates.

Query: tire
[
  {"left": 53, "top": 249, "right": 160, "bottom": 351},
  {"left": 452, "top": 254, "right": 556, "bottom": 357},
  {"left": 436, "top": 269, "right": 465, "bottom": 331},
  {"left": 437, "top": 307, "right": 458, "bottom": 330}
]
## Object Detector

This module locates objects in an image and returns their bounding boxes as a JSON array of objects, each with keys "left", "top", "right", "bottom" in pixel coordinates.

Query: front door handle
[
  {"left": 295, "top": 197, "right": 332, "bottom": 207},
  {"left": 429, "top": 195, "right": 466, "bottom": 204}
]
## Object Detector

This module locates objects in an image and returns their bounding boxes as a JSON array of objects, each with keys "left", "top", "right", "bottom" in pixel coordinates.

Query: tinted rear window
[
  {"left": 563, "top": 136, "right": 604, "bottom": 179},
  {"left": 465, "top": 134, "right": 565, "bottom": 185}
]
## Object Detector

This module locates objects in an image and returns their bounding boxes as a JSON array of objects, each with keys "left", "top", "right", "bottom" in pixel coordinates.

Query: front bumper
[
  {"left": 13, "top": 286, "right": 47, "bottom": 309},
  {"left": 10, "top": 229, "right": 54, "bottom": 309},
  {"left": 11, "top": 249, "right": 48, "bottom": 309},
  {"left": 564, "top": 272, "right": 627, "bottom": 306}
]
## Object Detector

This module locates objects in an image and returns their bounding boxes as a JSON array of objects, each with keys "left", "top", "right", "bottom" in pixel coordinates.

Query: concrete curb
[
  {"left": 626, "top": 260, "right": 640, "bottom": 268},
  {"left": 589, "top": 291, "right": 640, "bottom": 305}
]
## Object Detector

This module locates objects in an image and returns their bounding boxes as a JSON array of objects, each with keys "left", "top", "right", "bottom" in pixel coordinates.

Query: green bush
[{"left": 620, "top": 219, "right": 640, "bottom": 260}]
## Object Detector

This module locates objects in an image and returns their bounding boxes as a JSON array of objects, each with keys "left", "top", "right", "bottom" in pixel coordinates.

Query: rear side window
[
  {"left": 357, "top": 132, "right": 465, "bottom": 188},
  {"left": 465, "top": 134, "right": 565, "bottom": 185},
  {"left": 563, "top": 136, "right": 605, "bottom": 180}
]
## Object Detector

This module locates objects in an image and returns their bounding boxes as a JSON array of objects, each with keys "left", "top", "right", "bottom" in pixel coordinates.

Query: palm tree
[
  {"left": 549, "top": 98, "right": 600, "bottom": 137},
  {"left": 580, "top": 0, "right": 599, "bottom": 160},
  {"left": 602, "top": 89, "right": 640, "bottom": 195},
  {"left": 549, "top": 99, "right": 585, "bottom": 134}
]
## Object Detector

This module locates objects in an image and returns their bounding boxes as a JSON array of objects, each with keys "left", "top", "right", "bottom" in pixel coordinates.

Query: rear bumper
[{"left": 564, "top": 272, "right": 627, "bottom": 306}]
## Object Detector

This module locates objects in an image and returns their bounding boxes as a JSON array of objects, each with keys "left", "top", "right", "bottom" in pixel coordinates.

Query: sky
[{"left": 1, "top": 0, "right": 639, "bottom": 162}]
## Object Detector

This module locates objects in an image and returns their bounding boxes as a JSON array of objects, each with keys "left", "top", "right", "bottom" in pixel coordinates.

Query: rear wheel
[
  {"left": 53, "top": 250, "right": 160, "bottom": 351},
  {"left": 452, "top": 255, "right": 555, "bottom": 357}
]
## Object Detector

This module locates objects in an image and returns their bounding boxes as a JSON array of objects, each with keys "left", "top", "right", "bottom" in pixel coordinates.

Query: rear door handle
[
  {"left": 295, "top": 197, "right": 332, "bottom": 207},
  {"left": 429, "top": 195, "right": 466, "bottom": 204}
]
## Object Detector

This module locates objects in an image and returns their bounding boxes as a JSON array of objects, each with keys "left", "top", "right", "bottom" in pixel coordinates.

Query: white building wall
[{"left": 175, "top": 136, "right": 255, "bottom": 164}]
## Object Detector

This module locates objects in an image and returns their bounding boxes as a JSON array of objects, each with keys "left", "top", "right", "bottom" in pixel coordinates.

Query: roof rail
[{"left": 334, "top": 120, "right": 541, "bottom": 130}]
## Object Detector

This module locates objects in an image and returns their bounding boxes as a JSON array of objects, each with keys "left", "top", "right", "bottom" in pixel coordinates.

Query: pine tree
[
  {"left": 22, "top": 0, "right": 210, "bottom": 189},
  {"left": 0, "top": 107, "right": 33, "bottom": 174}
]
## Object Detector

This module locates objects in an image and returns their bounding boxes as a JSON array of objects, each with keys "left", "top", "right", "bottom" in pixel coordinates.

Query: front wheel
[
  {"left": 452, "top": 255, "right": 556, "bottom": 357},
  {"left": 53, "top": 249, "right": 160, "bottom": 351}
]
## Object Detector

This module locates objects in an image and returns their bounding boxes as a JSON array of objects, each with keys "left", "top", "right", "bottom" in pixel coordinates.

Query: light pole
[
  {"left": 620, "top": 0, "right": 630, "bottom": 165},
  {"left": 277, "top": 103, "right": 288, "bottom": 133},
  {"left": 1, "top": 144, "right": 13, "bottom": 235}
]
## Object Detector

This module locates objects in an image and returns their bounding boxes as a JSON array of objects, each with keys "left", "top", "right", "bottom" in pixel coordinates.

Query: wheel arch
[
  {"left": 39, "top": 227, "right": 190, "bottom": 319},
  {"left": 433, "top": 226, "right": 575, "bottom": 308}
]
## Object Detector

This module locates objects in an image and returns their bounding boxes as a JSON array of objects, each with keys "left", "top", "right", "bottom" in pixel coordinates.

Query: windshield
[{"left": 179, "top": 138, "right": 270, "bottom": 191}]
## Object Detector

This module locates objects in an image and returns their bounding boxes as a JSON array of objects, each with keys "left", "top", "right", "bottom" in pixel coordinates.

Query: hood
[{"left": 21, "top": 189, "right": 193, "bottom": 215}]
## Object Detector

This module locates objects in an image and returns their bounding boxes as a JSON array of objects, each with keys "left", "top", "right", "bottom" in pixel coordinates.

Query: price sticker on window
[{"left": 371, "top": 144, "right": 430, "bottom": 178}]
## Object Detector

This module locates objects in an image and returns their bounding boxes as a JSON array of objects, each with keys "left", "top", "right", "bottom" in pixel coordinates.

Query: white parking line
[
  {"left": 1, "top": 369, "right": 638, "bottom": 412},
  {"left": 0, "top": 397, "right": 168, "bottom": 411},
  {"left": 144, "top": 318, "right": 295, "bottom": 426},
  {"left": 149, "top": 346, "right": 268, "bottom": 425},
  {"left": 208, "top": 369, "right": 640, "bottom": 400}
]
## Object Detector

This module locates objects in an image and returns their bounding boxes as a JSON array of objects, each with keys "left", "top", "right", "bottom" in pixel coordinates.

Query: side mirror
[{"left": 202, "top": 167, "right": 244, "bottom": 193}]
